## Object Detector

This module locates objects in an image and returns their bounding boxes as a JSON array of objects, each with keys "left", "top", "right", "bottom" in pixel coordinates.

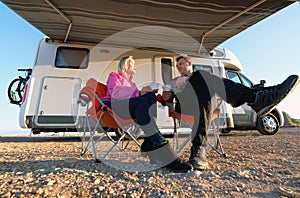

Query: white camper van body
[{"left": 19, "top": 38, "right": 240, "bottom": 134}]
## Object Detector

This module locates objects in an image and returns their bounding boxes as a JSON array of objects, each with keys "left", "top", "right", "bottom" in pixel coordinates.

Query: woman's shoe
[
  {"left": 152, "top": 143, "right": 192, "bottom": 173},
  {"left": 141, "top": 135, "right": 192, "bottom": 172},
  {"left": 141, "top": 135, "right": 168, "bottom": 164},
  {"left": 141, "top": 133, "right": 168, "bottom": 152}
]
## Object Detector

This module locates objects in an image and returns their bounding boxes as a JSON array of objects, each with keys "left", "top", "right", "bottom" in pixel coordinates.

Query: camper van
[
  {"left": 18, "top": 38, "right": 282, "bottom": 135},
  {"left": 18, "top": 38, "right": 227, "bottom": 134}
]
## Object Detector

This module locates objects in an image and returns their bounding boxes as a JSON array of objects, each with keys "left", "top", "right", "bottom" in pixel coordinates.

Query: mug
[
  {"left": 162, "top": 85, "right": 171, "bottom": 92},
  {"left": 150, "top": 82, "right": 159, "bottom": 91}
]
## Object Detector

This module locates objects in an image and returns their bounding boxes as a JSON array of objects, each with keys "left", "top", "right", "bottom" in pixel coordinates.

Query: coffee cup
[
  {"left": 150, "top": 82, "right": 159, "bottom": 91},
  {"left": 162, "top": 85, "right": 171, "bottom": 92}
]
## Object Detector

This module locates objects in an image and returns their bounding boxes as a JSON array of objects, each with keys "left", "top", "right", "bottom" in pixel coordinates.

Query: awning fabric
[{"left": 2, "top": 0, "right": 293, "bottom": 55}]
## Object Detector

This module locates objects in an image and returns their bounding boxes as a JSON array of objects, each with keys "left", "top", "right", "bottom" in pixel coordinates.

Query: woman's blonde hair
[{"left": 118, "top": 56, "right": 134, "bottom": 72}]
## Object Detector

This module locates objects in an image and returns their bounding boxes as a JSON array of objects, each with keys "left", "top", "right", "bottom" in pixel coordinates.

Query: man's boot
[
  {"left": 249, "top": 75, "right": 299, "bottom": 116},
  {"left": 189, "top": 145, "right": 209, "bottom": 170}
]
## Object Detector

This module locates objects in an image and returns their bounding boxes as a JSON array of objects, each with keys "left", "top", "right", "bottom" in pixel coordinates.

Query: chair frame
[
  {"left": 170, "top": 109, "right": 226, "bottom": 158},
  {"left": 160, "top": 96, "right": 227, "bottom": 158},
  {"left": 78, "top": 78, "right": 141, "bottom": 162}
]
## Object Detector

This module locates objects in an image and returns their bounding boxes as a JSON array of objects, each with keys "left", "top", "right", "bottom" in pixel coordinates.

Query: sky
[{"left": 0, "top": 2, "right": 299, "bottom": 135}]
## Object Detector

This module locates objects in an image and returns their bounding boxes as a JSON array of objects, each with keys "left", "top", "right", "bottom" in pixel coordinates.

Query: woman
[{"left": 102, "top": 56, "right": 192, "bottom": 172}]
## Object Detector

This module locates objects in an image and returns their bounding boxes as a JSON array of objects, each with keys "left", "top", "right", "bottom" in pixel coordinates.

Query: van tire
[{"left": 257, "top": 113, "right": 280, "bottom": 135}]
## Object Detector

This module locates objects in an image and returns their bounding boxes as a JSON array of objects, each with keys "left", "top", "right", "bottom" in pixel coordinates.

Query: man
[{"left": 162, "top": 55, "right": 299, "bottom": 170}]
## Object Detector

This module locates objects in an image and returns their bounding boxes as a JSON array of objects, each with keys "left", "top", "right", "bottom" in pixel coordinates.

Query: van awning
[{"left": 2, "top": 0, "right": 293, "bottom": 55}]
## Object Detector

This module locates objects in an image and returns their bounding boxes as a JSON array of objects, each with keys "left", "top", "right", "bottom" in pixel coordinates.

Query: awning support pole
[
  {"left": 198, "top": 0, "right": 267, "bottom": 54},
  {"left": 44, "top": 0, "right": 72, "bottom": 42},
  {"left": 64, "top": 23, "right": 72, "bottom": 43},
  {"left": 197, "top": 34, "right": 206, "bottom": 55}
]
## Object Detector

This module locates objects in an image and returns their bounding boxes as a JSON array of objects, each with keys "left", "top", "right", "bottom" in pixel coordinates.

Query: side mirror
[{"left": 260, "top": 80, "right": 266, "bottom": 86}]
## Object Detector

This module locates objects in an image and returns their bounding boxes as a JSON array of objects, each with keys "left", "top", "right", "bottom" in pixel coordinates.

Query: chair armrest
[
  {"left": 78, "top": 86, "right": 95, "bottom": 106},
  {"left": 77, "top": 93, "right": 91, "bottom": 106}
]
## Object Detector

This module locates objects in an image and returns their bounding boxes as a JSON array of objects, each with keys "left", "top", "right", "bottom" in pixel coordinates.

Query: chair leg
[
  {"left": 207, "top": 117, "right": 227, "bottom": 158},
  {"left": 81, "top": 112, "right": 106, "bottom": 162},
  {"left": 173, "top": 118, "right": 178, "bottom": 151},
  {"left": 101, "top": 132, "right": 128, "bottom": 161},
  {"left": 80, "top": 114, "right": 89, "bottom": 156},
  {"left": 119, "top": 124, "right": 141, "bottom": 150},
  {"left": 176, "top": 135, "right": 191, "bottom": 154},
  {"left": 89, "top": 130, "right": 99, "bottom": 162},
  {"left": 172, "top": 118, "right": 193, "bottom": 154},
  {"left": 81, "top": 112, "right": 142, "bottom": 163},
  {"left": 214, "top": 130, "right": 227, "bottom": 158}
]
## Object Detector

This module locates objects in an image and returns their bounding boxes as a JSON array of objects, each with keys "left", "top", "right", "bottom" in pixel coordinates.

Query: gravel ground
[{"left": 0, "top": 127, "right": 299, "bottom": 197}]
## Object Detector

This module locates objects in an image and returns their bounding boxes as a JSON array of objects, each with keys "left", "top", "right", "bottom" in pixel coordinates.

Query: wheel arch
[{"left": 270, "top": 108, "right": 284, "bottom": 127}]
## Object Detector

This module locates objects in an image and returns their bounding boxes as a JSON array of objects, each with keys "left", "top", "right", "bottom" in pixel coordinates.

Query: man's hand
[
  {"left": 140, "top": 86, "right": 152, "bottom": 95},
  {"left": 175, "top": 76, "right": 189, "bottom": 88}
]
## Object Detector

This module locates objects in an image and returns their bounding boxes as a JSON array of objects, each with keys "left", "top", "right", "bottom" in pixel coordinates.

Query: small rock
[
  {"left": 37, "top": 188, "right": 44, "bottom": 195},
  {"left": 4, "top": 192, "right": 11, "bottom": 197},
  {"left": 47, "top": 180, "right": 56, "bottom": 186},
  {"left": 16, "top": 172, "right": 24, "bottom": 175},
  {"left": 98, "top": 186, "right": 105, "bottom": 191},
  {"left": 278, "top": 187, "right": 296, "bottom": 197},
  {"left": 237, "top": 183, "right": 245, "bottom": 188},
  {"left": 233, "top": 186, "right": 240, "bottom": 192},
  {"left": 24, "top": 178, "right": 34, "bottom": 183},
  {"left": 94, "top": 178, "right": 101, "bottom": 185}
]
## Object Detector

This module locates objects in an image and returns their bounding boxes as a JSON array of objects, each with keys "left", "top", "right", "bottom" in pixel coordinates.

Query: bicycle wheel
[
  {"left": 17, "top": 79, "right": 27, "bottom": 101},
  {"left": 7, "top": 78, "right": 23, "bottom": 104}
]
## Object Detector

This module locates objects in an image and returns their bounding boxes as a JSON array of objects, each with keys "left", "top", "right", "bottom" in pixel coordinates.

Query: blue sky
[
  {"left": 0, "top": 2, "right": 299, "bottom": 135},
  {"left": 221, "top": 3, "right": 300, "bottom": 119}
]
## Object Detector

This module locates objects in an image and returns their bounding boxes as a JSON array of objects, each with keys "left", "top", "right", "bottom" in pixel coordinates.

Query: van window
[
  {"left": 227, "top": 71, "right": 241, "bottom": 83},
  {"left": 239, "top": 73, "right": 253, "bottom": 88},
  {"left": 227, "top": 71, "right": 253, "bottom": 88},
  {"left": 193, "top": 65, "right": 213, "bottom": 73},
  {"left": 161, "top": 58, "right": 173, "bottom": 85},
  {"left": 55, "top": 47, "right": 89, "bottom": 69}
]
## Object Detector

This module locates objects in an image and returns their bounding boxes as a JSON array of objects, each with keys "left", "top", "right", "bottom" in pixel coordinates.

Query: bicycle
[{"left": 7, "top": 68, "right": 32, "bottom": 105}]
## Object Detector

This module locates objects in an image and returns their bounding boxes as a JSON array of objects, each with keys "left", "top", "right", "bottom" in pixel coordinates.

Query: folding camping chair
[
  {"left": 77, "top": 78, "right": 141, "bottom": 162},
  {"left": 158, "top": 96, "right": 226, "bottom": 158}
]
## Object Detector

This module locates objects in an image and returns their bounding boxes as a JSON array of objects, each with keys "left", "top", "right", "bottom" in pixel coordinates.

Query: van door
[
  {"left": 153, "top": 56, "right": 176, "bottom": 131},
  {"left": 34, "top": 77, "right": 81, "bottom": 127}
]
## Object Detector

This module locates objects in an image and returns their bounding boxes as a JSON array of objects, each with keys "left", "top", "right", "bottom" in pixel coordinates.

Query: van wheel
[{"left": 257, "top": 113, "right": 279, "bottom": 135}]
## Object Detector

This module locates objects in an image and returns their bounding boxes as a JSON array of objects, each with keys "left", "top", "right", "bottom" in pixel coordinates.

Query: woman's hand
[
  {"left": 175, "top": 76, "right": 189, "bottom": 88},
  {"left": 140, "top": 86, "right": 152, "bottom": 95}
]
